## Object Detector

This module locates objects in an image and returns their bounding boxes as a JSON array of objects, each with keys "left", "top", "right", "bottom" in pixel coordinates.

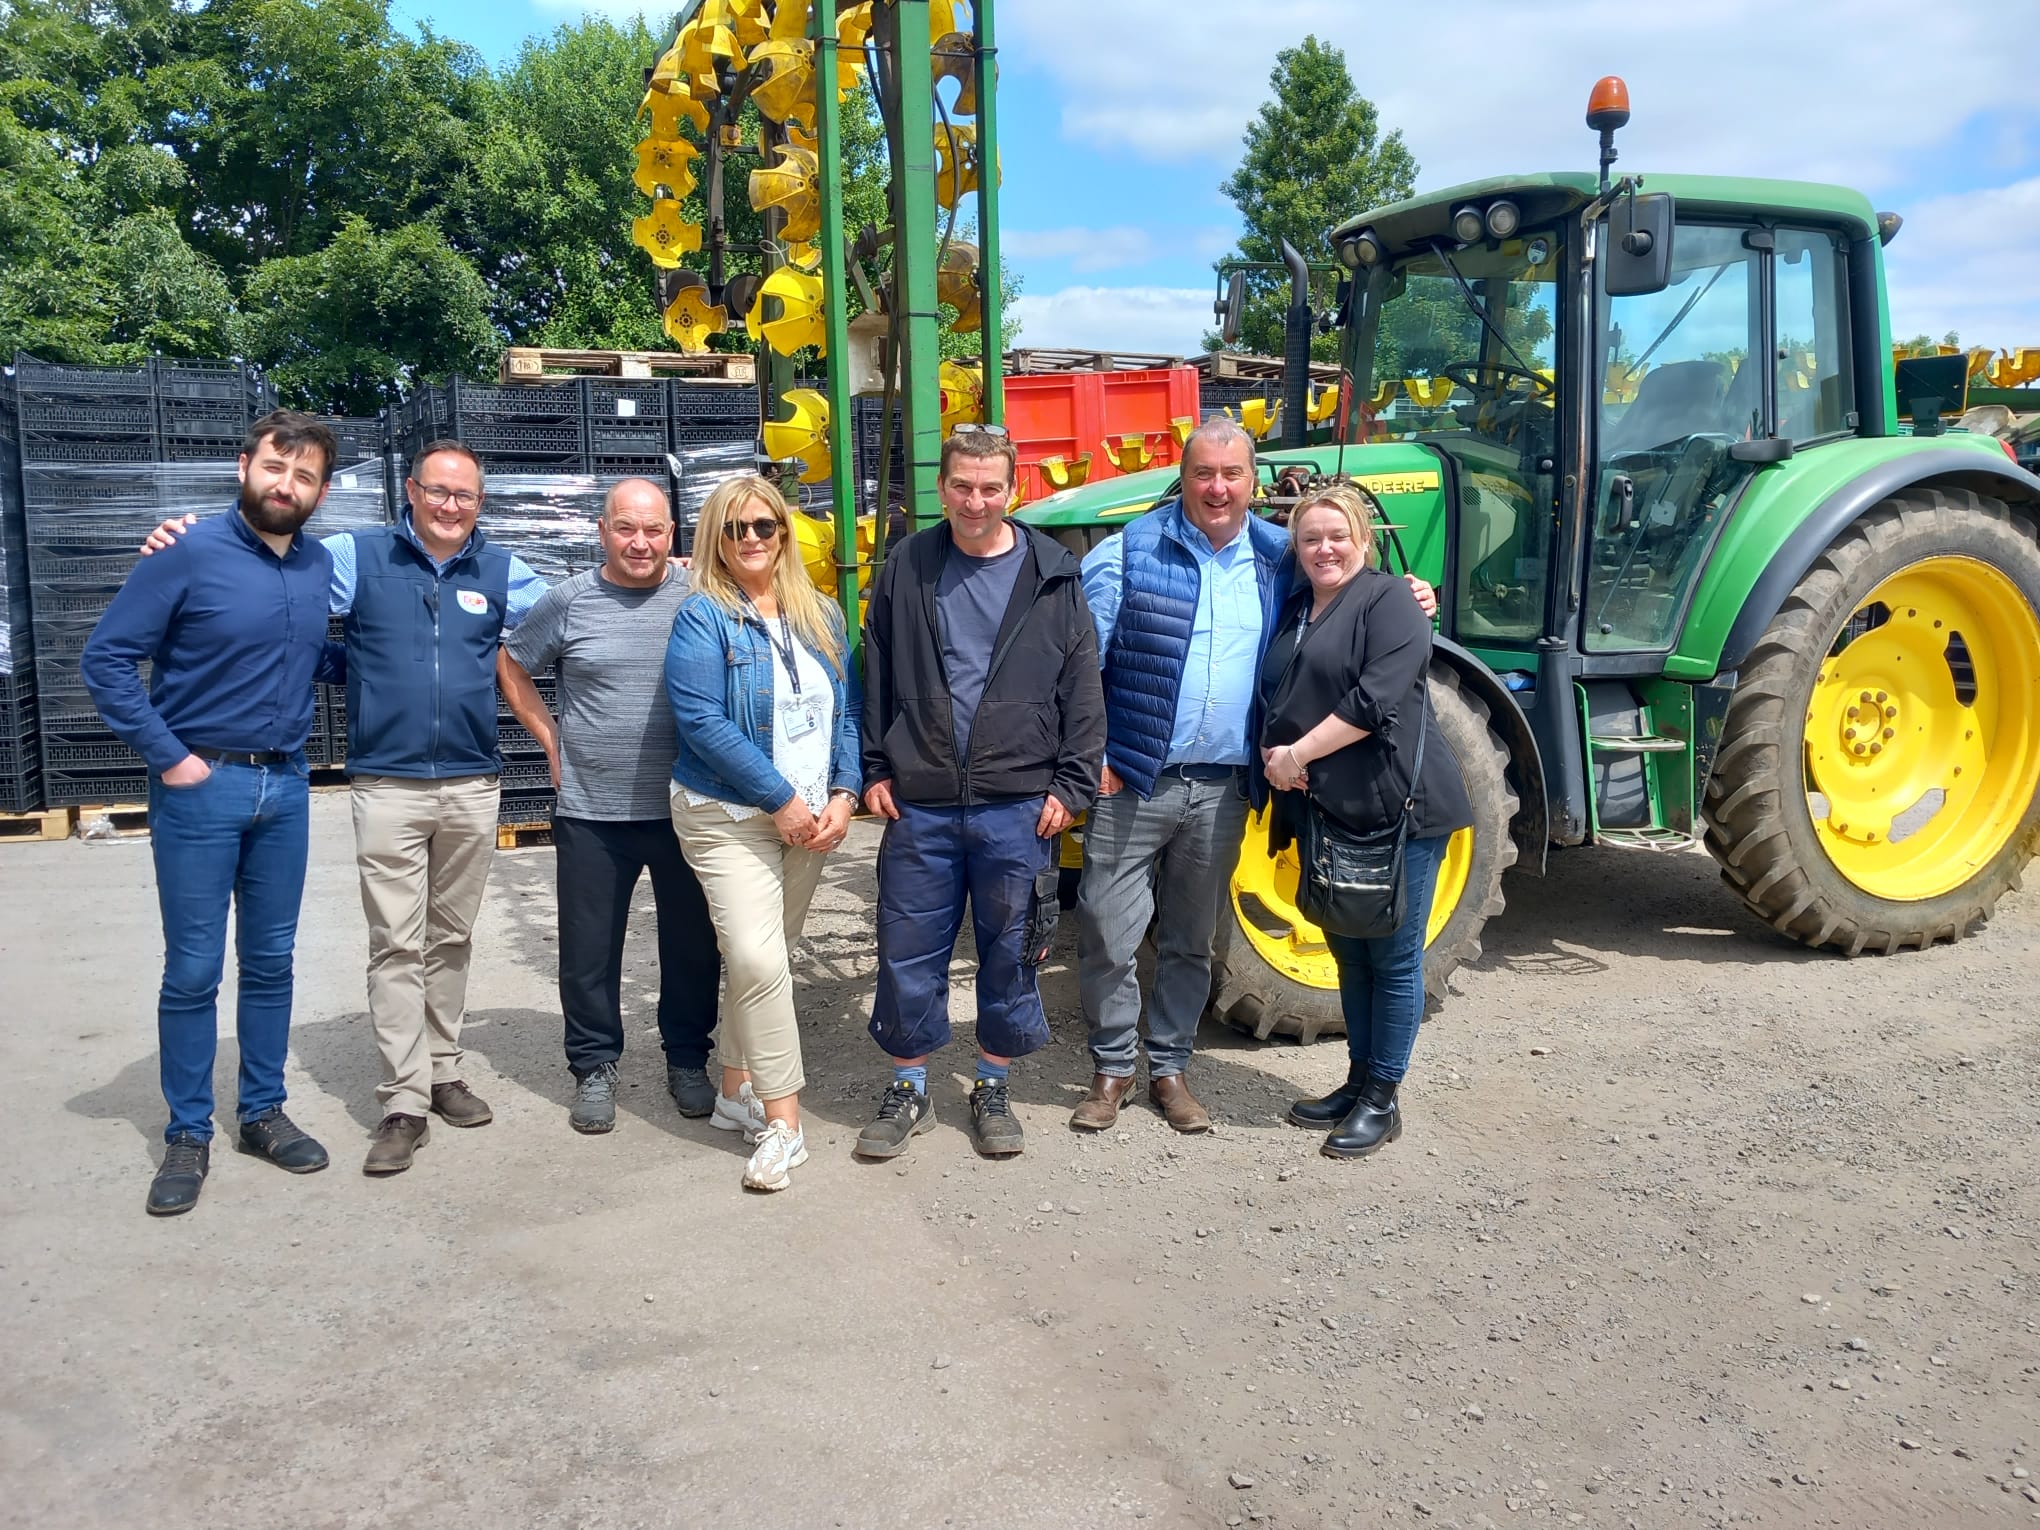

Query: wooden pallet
[
  {"left": 1193, "top": 349, "right": 1343, "bottom": 383},
  {"left": 75, "top": 802, "right": 151, "bottom": 838},
  {"left": 499, "top": 347, "right": 755, "bottom": 385},
  {"left": 496, "top": 821, "right": 555, "bottom": 850},
  {"left": 0, "top": 807, "right": 75, "bottom": 844}
]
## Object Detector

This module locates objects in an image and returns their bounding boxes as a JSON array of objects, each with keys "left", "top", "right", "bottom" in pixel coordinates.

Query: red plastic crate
[{"left": 1006, "top": 366, "right": 1199, "bottom": 504}]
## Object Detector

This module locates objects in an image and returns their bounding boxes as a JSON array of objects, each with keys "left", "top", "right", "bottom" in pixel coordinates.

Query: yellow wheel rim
[
  {"left": 1806, "top": 556, "right": 2040, "bottom": 901},
  {"left": 1228, "top": 806, "right": 1472, "bottom": 990}
]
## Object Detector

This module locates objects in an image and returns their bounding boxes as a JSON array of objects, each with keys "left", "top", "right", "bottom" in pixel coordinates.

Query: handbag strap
[{"left": 1401, "top": 683, "right": 1429, "bottom": 813}]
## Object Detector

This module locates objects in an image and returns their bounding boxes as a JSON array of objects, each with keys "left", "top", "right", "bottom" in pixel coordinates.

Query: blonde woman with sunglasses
[{"left": 664, "top": 477, "right": 860, "bottom": 1191}]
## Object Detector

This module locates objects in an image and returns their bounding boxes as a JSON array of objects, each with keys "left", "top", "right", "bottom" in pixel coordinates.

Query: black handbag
[{"left": 1294, "top": 704, "right": 1428, "bottom": 941}]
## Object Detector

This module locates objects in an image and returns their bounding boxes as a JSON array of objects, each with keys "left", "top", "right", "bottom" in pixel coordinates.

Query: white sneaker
[
  {"left": 710, "top": 1083, "right": 767, "bottom": 1143},
  {"left": 743, "top": 1119, "right": 808, "bottom": 1192}
]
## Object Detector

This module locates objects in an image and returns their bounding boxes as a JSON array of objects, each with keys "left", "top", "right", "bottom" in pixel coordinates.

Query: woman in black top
[{"left": 1257, "top": 483, "right": 1473, "bottom": 1159}]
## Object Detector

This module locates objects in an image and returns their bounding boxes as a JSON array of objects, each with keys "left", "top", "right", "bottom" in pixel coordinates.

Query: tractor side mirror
[
  {"left": 1604, "top": 193, "right": 1675, "bottom": 296},
  {"left": 1218, "top": 271, "right": 1247, "bottom": 345}
]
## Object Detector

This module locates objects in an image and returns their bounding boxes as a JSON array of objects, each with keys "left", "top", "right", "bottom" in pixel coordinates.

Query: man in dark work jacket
[
  {"left": 855, "top": 429, "right": 1105, "bottom": 1163},
  {"left": 84, "top": 412, "right": 345, "bottom": 1215}
]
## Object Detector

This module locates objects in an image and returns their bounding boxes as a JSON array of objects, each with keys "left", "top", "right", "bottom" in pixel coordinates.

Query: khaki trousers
[
  {"left": 668, "top": 792, "right": 826, "bottom": 1101},
  {"left": 351, "top": 774, "right": 501, "bottom": 1118}
]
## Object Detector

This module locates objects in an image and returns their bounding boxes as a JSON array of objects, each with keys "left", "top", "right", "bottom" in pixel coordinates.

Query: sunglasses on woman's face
[{"left": 722, "top": 516, "right": 783, "bottom": 543}]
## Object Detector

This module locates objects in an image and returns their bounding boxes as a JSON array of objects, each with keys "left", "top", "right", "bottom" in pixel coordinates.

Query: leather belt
[
  {"left": 1157, "top": 762, "right": 1242, "bottom": 781},
  {"left": 189, "top": 747, "right": 293, "bottom": 767}
]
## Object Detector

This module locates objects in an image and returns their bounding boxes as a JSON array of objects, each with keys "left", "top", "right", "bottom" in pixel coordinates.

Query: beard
[{"left": 240, "top": 478, "right": 320, "bottom": 537}]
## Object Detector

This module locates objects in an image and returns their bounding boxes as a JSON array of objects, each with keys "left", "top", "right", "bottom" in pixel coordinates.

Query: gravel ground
[{"left": 1, "top": 793, "right": 2035, "bottom": 1529}]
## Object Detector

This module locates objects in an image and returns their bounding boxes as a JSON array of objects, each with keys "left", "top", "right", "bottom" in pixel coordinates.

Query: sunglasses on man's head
[
  {"left": 947, "top": 422, "right": 1010, "bottom": 439},
  {"left": 722, "top": 516, "right": 783, "bottom": 543}
]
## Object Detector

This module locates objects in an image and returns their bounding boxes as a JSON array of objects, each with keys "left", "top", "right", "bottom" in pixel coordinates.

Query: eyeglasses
[
  {"left": 415, "top": 483, "right": 481, "bottom": 511},
  {"left": 722, "top": 516, "right": 783, "bottom": 543},
  {"left": 947, "top": 422, "right": 1010, "bottom": 439}
]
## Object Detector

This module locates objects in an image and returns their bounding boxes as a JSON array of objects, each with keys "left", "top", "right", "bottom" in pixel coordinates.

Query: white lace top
[{"left": 681, "top": 626, "right": 834, "bottom": 823}]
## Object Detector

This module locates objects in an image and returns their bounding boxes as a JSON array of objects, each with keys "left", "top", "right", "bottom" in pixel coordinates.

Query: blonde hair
[
  {"left": 1289, "top": 481, "right": 1380, "bottom": 567},
  {"left": 691, "top": 475, "right": 846, "bottom": 677}
]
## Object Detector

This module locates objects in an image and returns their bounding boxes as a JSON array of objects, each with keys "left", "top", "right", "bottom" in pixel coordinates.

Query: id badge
[{"left": 782, "top": 697, "right": 821, "bottom": 739}]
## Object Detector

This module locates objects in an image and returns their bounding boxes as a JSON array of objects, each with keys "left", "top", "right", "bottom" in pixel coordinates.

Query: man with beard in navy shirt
[{"left": 83, "top": 412, "right": 346, "bottom": 1216}]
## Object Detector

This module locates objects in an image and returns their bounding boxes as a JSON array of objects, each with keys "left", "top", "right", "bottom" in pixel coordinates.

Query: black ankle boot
[
  {"left": 1288, "top": 1063, "right": 1369, "bottom": 1128},
  {"left": 1322, "top": 1076, "right": 1401, "bottom": 1159}
]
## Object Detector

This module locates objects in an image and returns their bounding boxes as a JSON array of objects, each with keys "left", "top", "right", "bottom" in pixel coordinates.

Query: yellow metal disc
[
  {"left": 662, "top": 287, "right": 727, "bottom": 351},
  {"left": 1806, "top": 556, "right": 2040, "bottom": 900},
  {"left": 749, "top": 38, "right": 817, "bottom": 132},
  {"left": 633, "top": 203, "right": 703, "bottom": 269},
  {"left": 747, "top": 144, "right": 820, "bottom": 243},
  {"left": 632, "top": 137, "right": 699, "bottom": 200},
  {"left": 747, "top": 266, "right": 827, "bottom": 358}
]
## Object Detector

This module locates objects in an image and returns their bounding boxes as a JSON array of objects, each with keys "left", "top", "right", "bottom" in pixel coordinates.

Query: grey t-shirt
[
  {"left": 935, "top": 537, "right": 1026, "bottom": 762},
  {"left": 504, "top": 565, "right": 691, "bottom": 821}
]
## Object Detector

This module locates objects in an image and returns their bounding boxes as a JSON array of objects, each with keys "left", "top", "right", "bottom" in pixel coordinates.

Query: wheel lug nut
[
  {"left": 1882, "top": 728, "right": 1894, "bottom": 740},
  {"left": 1870, "top": 743, "right": 1882, "bottom": 755},
  {"left": 1859, "top": 690, "right": 1873, "bottom": 703},
  {"left": 1845, "top": 728, "right": 1857, "bottom": 740},
  {"left": 1853, "top": 744, "right": 1867, "bottom": 755},
  {"left": 1875, "top": 690, "right": 1888, "bottom": 703},
  {"left": 1884, "top": 705, "right": 1897, "bottom": 719}
]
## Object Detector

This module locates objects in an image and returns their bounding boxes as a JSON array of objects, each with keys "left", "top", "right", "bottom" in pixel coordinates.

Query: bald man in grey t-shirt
[{"left": 498, "top": 479, "right": 722, "bottom": 1134}]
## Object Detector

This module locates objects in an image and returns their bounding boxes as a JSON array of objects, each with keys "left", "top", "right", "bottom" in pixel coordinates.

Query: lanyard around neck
[{"left": 738, "top": 589, "right": 802, "bottom": 697}]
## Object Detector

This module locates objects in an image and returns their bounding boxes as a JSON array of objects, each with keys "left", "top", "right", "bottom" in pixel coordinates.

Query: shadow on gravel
[{"left": 1474, "top": 844, "right": 1831, "bottom": 975}]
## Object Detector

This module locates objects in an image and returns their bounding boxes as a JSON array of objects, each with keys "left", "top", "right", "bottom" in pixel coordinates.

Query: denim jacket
[{"left": 664, "top": 589, "right": 861, "bottom": 812}]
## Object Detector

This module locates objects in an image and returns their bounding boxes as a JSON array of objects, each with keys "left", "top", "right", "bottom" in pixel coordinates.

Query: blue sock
[
  {"left": 893, "top": 1063, "right": 928, "bottom": 1095},
  {"left": 975, "top": 1056, "right": 1010, "bottom": 1086}
]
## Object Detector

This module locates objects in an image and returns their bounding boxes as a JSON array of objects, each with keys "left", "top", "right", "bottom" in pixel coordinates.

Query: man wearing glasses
[
  {"left": 144, "top": 439, "right": 546, "bottom": 1173},
  {"left": 855, "top": 427, "right": 1105, "bottom": 1161},
  {"left": 328, "top": 441, "right": 546, "bottom": 1172}
]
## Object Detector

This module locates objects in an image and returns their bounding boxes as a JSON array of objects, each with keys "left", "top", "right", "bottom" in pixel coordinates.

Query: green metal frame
[{"left": 811, "top": 0, "right": 857, "bottom": 642}]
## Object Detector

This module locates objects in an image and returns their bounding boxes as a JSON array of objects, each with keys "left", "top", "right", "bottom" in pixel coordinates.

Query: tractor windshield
[{"left": 1350, "top": 236, "right": 1563, "bottom": 643}]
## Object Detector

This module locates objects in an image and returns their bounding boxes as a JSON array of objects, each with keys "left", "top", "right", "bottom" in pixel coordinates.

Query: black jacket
[
  {"left": 861, "top": 520, "right": 1106, "bottom": 814},
  {"left": 1256, "top": 566, "right": 1474, "bottom": 842}
]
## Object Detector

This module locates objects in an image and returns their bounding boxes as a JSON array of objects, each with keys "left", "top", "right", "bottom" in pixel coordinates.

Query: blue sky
[{"left": 407, "top": 0, "right": 2038, "bottom": 357}]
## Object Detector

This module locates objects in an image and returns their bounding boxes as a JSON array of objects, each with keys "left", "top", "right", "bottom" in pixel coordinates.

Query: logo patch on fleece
[{"left": 456, "top": 589, "right": 489, "bottom": 615}]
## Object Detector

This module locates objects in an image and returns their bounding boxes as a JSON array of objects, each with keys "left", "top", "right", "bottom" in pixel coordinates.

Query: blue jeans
[
  {"left": 1321, "top": 832, "right": 1451, "bottom": 1084},
  {"left": 147, "top": 758, "right": 312, "bottom": 1141},
  {"left": 869, "top": 798, "right": 1055, "bottom": 1061}
]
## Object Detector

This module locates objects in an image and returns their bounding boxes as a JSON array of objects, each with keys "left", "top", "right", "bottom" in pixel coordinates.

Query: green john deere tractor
[{"left": 1016, "top": 79, "right": 2040, "bottom": 1043}]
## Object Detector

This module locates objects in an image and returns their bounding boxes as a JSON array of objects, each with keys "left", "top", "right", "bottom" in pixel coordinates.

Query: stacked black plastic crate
[
  {"left": 850, "top": 395, "right": 911, "bottom": 524},
  {"left": 669, "top": 381, "right": 758, "bottom": 553},
  {"left": 0, "top": 385, "right": 41, "bottom": 812},
  {"left": 15, "top": 358, "right": 172, "bottom": 805}
]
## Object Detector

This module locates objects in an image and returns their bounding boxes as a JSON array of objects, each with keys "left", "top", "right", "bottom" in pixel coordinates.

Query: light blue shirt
[
  {"left": 1081, "top": 511, "right": 1264, "bottom": 768},
  {"left": 323, "top": 525, "right": 547, "bottom": 627}
]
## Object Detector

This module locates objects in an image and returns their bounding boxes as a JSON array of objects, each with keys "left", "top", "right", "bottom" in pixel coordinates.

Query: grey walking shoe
[
  {"left": 571, "top": 1062, "right": 619, "bottom": 1134},
  {"left": 667, "top": 1065, "right": 715, "bottom": 1119},
  {"left": 968, "top": 1079, "right": 1024, "bottom": 1158},
  {"left": 147, "top": 1135, "right": 210, "bottom": 1216},
  {"left": 853, "top": 1081, "right": 936, "bottom": 1160}
]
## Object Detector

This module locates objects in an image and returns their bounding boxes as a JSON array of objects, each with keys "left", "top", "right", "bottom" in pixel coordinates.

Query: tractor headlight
[
  {"left": 1341, "top": 230, "right": 1383, "bottom": 269},
  {"left": 1451, "top": 203, "right": 1485, "bottom": 244},
  {"left": 1485, "top": 199, "right": 1521, "bottom": 240}
]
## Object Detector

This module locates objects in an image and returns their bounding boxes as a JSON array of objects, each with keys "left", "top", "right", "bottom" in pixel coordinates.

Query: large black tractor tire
[
  {"left": 1209, "top": 662, "right": 1519, "bottom": 1043},
  {"left": 1701, "top": 487, "right": 2040, "bottom": 954}
]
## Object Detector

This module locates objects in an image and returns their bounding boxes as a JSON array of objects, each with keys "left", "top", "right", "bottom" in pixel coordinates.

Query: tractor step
[
  {"left": 1596, "top": 825, "right": 1699, "bottom": 851},
  {"left": 1587, "top": 732, "right": 1685, "bottom": 753}
]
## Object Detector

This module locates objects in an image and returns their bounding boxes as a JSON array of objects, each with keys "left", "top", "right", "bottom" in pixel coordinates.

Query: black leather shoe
[
  {"left": 1288, "top": 1063, "right": 1369, "bottom": 1128},
  {"left": 147, "top": 1135, "right": 210, "bottom": 1216},
  {"left": 1322, "top": 1076, "right": 1402, "bottom": 1159},
  {"left": 237, "top": 1108, "right": 330, "bottom": 1173}
]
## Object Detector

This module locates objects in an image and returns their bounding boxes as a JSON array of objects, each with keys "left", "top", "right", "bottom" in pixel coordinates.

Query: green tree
[
  {"left": 240, "top": 216, "right": 495, "bottom": 413},
  {"left": 1208, "top": 36, "right": 1416, "bottom": 360}
]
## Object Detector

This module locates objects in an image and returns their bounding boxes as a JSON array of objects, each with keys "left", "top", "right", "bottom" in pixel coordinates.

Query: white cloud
[
  {"left": 1002, "top": 223, "right": 1241, "bottom": 273},
  {"left": 1002, "top": 226, "right": 1156, "bottom": 272},
  {"left": 1005, "top": 0, "right": 2030, "bottom": 199},
  {"left": 1882, "top": 177, "right": 2040, "bottom": 344},
  {"left": 1008, "top": 285, "right": 1214, "bottom": 355}
]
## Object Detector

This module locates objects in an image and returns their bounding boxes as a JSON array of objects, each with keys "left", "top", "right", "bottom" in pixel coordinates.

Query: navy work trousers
[{"left": 868, "top": 797, "right": 1054, "bottom": 1062}]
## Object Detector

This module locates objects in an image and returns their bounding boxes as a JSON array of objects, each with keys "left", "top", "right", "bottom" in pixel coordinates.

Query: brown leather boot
[
  {"left": 430, "top": 1080, "right": 493, "bottom": 1127},
  {"left": 363, "top": 1113, "right": 429, "bottom": 1175},
  {"left": 1148, "top": 1072, "right": 1212, "bottom": 1133},
  {"left": 1069, "top": 1073, "right": 1135, "bottom": 1131}
]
